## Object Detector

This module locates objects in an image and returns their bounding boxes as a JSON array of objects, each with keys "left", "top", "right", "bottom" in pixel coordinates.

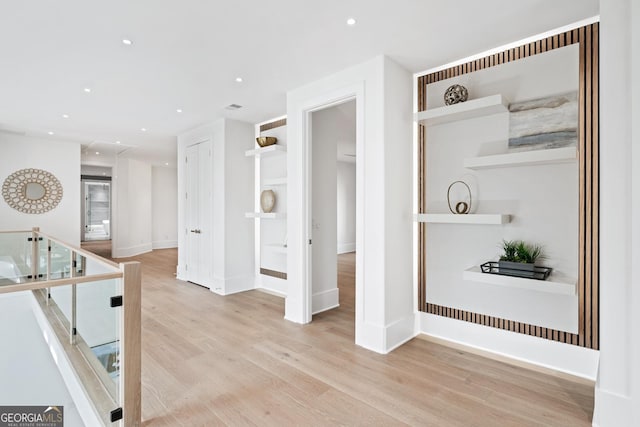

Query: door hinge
[
  {"left": 72, "top": 327, "right": 77, "bottom": 336},
  {"left": 309, "top": 239, "right": 312, "bottom": 245},
  {"left": 110, "top": 295, "right": 123, "bottom": 307},
  {"left": 72, "top": 260, "right": 77, "bottom": 268},
  {"left": 110, "top": 408, "right": 123, "bottom": 422},
  {"left": 185, "top": 156, "right": 188, "bottom": 163},
  {"left": 185, "top": 192, "right": 188, "bottom": 199},
  {"left": 27, "top": 237, "right": 43, "bottom": 242}
]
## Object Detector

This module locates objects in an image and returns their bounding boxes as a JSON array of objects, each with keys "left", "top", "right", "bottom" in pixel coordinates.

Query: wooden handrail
[
  {"left": 34, "top": 229, "right": 120, "bottom": 270},
  {"left": 0, "top": 271, "right": 124, "bottom": 295}
]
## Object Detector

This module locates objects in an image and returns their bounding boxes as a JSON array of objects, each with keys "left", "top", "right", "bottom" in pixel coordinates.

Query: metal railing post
[
  {"left": 70, "top": 252, "right": 77, "bottom": 345},
  {"left": 31, "top": 227, "right": 39, "bottom": 280}
]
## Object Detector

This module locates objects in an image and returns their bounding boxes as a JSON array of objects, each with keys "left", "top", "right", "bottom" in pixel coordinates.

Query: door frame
[{"left": 293, "top": 83, "right": 364, "bottom": 325}]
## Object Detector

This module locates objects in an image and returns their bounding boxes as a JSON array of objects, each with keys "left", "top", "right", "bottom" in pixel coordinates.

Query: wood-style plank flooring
[{"left": 84, "top": 246, "right": 594, "bottom": 426}]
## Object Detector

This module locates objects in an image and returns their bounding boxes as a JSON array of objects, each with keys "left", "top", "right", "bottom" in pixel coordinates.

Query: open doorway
[
  {"left": 80, "top": 165, "right": 112, "bottom": 259},
  {"left": 310, "top": 99, "right": 356, "bottom": 324}
]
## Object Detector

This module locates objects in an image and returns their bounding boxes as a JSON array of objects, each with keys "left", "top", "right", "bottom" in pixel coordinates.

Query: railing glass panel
[{"left": 0, "top": 232, "right": 33, "bottom": 284}]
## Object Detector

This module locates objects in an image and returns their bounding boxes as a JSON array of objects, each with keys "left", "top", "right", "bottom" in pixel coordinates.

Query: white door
[{"left": 185, "top": 141, "right": 212, "bottom": 287}]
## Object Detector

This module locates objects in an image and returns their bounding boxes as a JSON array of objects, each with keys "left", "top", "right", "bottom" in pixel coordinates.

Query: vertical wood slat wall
[{"left": 416, "top": 23, "right": 599, "bottom": 349}]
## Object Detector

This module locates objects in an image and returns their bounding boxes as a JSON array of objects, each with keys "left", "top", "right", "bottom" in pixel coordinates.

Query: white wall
[
  {"left": 0, "top": 133, "right": 80, "bottom": 245},
  {"left": 151, "top": 166, "right": 177, "bottom": 249},
  {"left": 337, "top": 161, "right": 356, "bottom": 254},
  {"left": 286, "top": 55, "right": 415, "bottom": 353},
  {"left": 594, "top": 1, "right": 638, "bottom": 425},
  {"left": 113, "top": 158, "right": 152, "bottom": 257},
  {"left": 310, "top": 106, "right": 339, "bottom": 314}
]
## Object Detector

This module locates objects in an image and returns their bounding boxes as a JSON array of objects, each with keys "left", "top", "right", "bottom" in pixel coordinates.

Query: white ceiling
[{"left": 0, "top": 0, "right": 598, "bottom": 166}]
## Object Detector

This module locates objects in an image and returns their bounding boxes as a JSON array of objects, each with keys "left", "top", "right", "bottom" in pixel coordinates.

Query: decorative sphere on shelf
[{"left": 444, "top": 84, "right": 469, "bottom": 105}]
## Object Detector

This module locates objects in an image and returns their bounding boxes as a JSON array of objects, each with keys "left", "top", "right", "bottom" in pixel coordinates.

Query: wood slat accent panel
[
  {"left": 260, "top": 268, "right": 287, "bottom": 280},
  {"left": 259, "top": 118, "right": 287, "bottom": 132},
  {"left": 416, "top": 23, "right": 599, "bottom": 349}
]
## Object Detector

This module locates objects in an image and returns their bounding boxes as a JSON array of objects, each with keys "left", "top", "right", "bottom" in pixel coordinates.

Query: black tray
[{"left": 480, "top": 261, "right": 552, "bottom": 281}]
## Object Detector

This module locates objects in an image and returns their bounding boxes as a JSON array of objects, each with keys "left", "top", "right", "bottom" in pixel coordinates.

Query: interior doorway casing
[{"left": 287, "top": 83, "right": 365, "bottom": 330}]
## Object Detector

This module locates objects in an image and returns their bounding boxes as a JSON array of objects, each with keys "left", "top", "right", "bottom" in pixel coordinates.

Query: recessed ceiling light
[
  {"left": 95, "top": 151, "right": 100, "bottom": 155},
  {"left": 115, "top": 140, "right": 121, "bottom": 144},
  {"left": 84, "top": 88, "right": 91, "bottom": 93},
  {"left": 176, "top": 108, "right": 183, "bottom": 113},
  {"left": 102, "top": 172, "right": 106, "bottom": 176},
  {"left": 47, "top": 131, "right": 54, "bottom": 135},
  {"left": 62, "top": 114, "right": 69, "bottom": 119},
  {"left": 165, "top": 162, "right": 169, "bottom": 166},
  {"left": 122, "top": 38, "right": 133, "bottom": 46},
  {"left": 141, "top": 127, "right": 147, "bottom": 132},
  {"left": 347, "top": 18, "right": 356, "bottom": 26},
  {"left": 235, "top": 77, "right": 243, "bottom": 83}
]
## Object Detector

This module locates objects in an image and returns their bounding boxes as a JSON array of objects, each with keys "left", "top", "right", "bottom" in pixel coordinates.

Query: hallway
[{"left": 105, "top": 248, "right": 594, "bottom": 426}]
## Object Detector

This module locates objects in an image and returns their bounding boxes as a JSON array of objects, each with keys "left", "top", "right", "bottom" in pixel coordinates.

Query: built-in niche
[{"left": 416, "top": 23, "right": 599, "bottom": 349}]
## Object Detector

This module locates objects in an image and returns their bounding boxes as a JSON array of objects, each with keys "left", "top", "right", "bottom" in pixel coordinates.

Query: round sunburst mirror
[{"left": 2, "top": 168, "right": 63, "bottom": 214}]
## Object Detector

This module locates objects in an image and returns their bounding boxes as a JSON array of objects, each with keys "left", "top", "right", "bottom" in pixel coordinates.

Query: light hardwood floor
[{"left": 94, "top": 248, "right": 593, "bottom": 426}]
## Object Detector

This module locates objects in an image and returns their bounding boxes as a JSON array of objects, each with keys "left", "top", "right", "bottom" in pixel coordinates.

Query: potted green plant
[{"left": 498, "top": 240, "right": 544, "bottom": 272}]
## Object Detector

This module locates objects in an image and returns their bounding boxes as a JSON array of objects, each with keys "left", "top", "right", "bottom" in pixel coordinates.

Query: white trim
[
  {"left": 414, "top": 16, "right": 600, "bottom": 78},
  {"left": 210, "top": 274, "right": 255, "bottom": 295},
  {"left": 311, "top": 288, "right": 340, "bottom": 314},
  {"left": 113, "top": 243, "right": 152, "bottom": 258},
  {"left": 293, "top": 85, "right": 364, "bottom": 325},
  {"left": 152, "top": 240, "right": 177, "bottom": 249},
  {"left": 418, "top": 311, "right": 599, "bottom": 380},
  {"left": 593, "top": 388, "right": 633, "bottom": 427},
  {"left": 337, "top": 242, "right": 356, "bottom": 254}
]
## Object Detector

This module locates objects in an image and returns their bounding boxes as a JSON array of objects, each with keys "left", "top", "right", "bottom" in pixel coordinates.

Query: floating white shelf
[
  {"left": 464, "top": 146, "right": 577, "bottom": 170},
  {"left": 245, "top": 212, "right": 287, "bottom": 219},
  {"left": 414, "top": 213, "right": 511, "bottom": 225},
  {"left": 262, "top": 177, "right": 287, "bottom": 187},
  {"left": 245, "top": 145, "right": 287, "bottom": 158},
  {"left": 414, "top": 94, "right": 508, "bottom": 126},
  {"left": 463, "top": 266, "right": 576, "bottom": 295},
  {"left": 263, "top": 243, "right": 287, "bottom": 254}
]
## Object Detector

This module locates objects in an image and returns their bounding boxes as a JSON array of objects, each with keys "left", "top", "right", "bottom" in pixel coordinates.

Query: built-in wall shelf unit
[
  {"left": 414, "top": 213, "right": 511, "bottom": 225},
  {"left": 414, "top": 94, "right": 508, "bottom": 126},
  {"left": 463, "top": 266, "right": 576, "bottom": 295},
  {"left": 263, "top": 244, "right": 287, "bottom": 254},
  {"left": 245, "top": 145, "right": 287, "bottom": 158},
  {"left": 464, "top": 146, "right": 577, "bottom": 170},
  {"left": 245, "top": 212, "right": 287, "bottom": 219},
  {"left": 262, "top": 177, "right": 287, "bottom": 187}
]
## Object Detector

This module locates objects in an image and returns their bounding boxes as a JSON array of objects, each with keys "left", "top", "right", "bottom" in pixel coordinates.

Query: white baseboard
[
  {"left": 593, "top": 388, "right": 633, "bottom": 427},
  {"left": 152, "top": 240, "right": 177, "bottom": 250},
  {"left": 259, "top": 275, "right": 288, "bottom": 296},
  {"left": 355, "top": 313, "right": 416, "bottom": 354},
  {"left": 29, "top": 293, "right": 103, "bottom": 427},
  {"left": 113, "top": 242, "right": 152, "bottom": 258},
  {"left": 312, "top": 288, "right": 339, "bottom": 314},
  {"left": 419, "top": 312, "right": 599, "bottom": 380},
  {"left": 211, "top": 275, "right": 255, "bottom": 296},
  {"left": 256, "top": 288, "right": 287, "bottom": 298},
  {"left": 385, "top": 314, "right": 418, "bottom": 352},
  {"left": 337, "top": 242, "right": 356, "bottom": 254}
]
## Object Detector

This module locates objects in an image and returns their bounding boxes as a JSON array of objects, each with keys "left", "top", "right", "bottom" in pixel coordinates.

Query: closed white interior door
[{"left": 185, "top": 141, "right": 212, "bottom": 286}]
